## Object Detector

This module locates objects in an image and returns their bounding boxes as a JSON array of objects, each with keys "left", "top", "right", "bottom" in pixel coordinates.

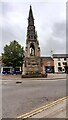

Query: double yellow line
[{"left": 17, "top": 96, "right": 68, "bottom": 119}]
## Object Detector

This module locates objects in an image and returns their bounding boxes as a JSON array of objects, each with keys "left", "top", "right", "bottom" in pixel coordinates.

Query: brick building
[{"left": 41, "top": 57, "right": 54, "bottom": 73}]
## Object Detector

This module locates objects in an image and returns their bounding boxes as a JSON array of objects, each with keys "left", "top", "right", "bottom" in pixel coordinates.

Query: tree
[{"left": 2, "top": 40, "right": 24, "bottom": 71}]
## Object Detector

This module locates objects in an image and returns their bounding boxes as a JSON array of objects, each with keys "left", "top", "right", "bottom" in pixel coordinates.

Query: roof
[
  {"left": 53, "top": 54, "right": 68, "bottom": 58},
  {"left": 41, "top": 56, "right": 53, "bottom": 61}
]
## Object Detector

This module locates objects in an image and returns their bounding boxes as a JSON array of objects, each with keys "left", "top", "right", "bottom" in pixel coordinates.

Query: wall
[{"left": 42, "top": 58, "right": 54, "bottom": 73}]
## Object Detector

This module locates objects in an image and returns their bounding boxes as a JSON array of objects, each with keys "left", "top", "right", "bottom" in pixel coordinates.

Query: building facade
[
  {"left": 53, "top": 54, "right": 68, "bottom": 73},
  {"left": 41, "top": 57, "right": 54, "bottom": 73}
]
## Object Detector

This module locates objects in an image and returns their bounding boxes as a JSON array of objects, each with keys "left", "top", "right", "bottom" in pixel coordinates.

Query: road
[{"left": 1, "top": 79, "right": 66, "bottom": 118}]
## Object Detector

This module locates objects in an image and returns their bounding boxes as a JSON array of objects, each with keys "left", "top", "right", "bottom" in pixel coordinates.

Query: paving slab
[
  {"left": 0, "top": 73, "right": 67, "bottom": 80},
  {"left": 31, "top": 98, "right": 67, "bottom": 118}
]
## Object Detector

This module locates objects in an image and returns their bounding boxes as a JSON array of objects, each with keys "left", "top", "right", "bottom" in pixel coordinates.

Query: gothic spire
[{"left": 28, "top": 5, "right": 34, "bottom": 26}]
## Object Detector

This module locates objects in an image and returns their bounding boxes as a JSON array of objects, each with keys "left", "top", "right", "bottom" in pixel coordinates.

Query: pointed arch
[{"left": 30, "top": 43, "right": 35, "bottom": 56}]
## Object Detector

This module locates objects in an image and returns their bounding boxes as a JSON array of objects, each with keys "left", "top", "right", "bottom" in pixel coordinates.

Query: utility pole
[{"left": 50, "top": 50, "right": 53, "bottom": 58}]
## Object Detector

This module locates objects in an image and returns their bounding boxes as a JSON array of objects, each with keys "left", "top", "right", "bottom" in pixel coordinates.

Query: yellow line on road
[{"left": 17, "top": 96, "right": 68, "bottom": 119}]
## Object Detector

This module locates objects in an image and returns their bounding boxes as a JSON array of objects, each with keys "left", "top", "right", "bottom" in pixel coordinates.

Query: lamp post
[
  {"left": 51, "top": 50, "right": 53, "bottom": 58},
  {"left": 19, "top": 53, "right": 25, "bottom": 74},
  {"left": 22, "top": 54, "right": 25, "bottom": 75}
]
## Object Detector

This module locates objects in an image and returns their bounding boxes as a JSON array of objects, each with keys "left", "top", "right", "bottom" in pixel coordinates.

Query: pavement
[
  {"left": 17, "top": 96, "right": 68, "bottom": 119},
  {"left": 31, "top": 97, "right": 67, "bottom": 118},
  {"left": 0, "top": 73, "right": 67, "bottom": 80}
]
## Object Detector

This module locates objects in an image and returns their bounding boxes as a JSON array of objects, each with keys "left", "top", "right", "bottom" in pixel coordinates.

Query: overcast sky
[{"left": 0, "top": 0, "right": 67, "bottom": 56}]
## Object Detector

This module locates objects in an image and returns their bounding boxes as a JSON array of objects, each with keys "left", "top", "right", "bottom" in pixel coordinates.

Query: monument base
[
  {"left": 22, "top": 57, "right": 47, "bottom": 78},
  {"left": 21, "top": 73, "right": 47, "bottom": 78}
]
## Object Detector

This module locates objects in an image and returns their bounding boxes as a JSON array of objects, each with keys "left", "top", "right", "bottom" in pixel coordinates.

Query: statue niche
[{"left": 30, "top": 43, "right": 35, "bottom": 56}]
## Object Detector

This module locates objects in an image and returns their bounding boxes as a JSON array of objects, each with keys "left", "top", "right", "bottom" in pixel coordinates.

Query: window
[
  {"left": 64, "top": 58, "right": 66, "bottom": 61},
  {"left": 28, "top": 63, "right": 30, "bottom": 65},
  {"left": 47, "top": 62, "right": 50, "bottom": 66},
  {"left": 29, "top": 35, "right": 30, "bottom": 39},
  {"left": 32, "top": 63, "right": 36, "bottom": 65},
  {"left": 63, "top": 62, "right": 65, "bottom": 65},
  {"left": 65, "top": 62, "right": 67, "bottom": 66},
  {"left": 58, "top": 67, "right": 62, "bottom": 72},
  {"left": 63, "top": 62, "right": 67, "bottom": 66},
  {"left": 58, "top": 58, "right": 60, "bottom": 61},
  {"left": 58, "top": 62, "right": 61, "bottom": 66}
]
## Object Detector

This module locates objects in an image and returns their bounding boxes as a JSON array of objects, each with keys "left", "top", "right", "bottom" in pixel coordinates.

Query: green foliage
[{"left": 2, "top": 40, "right": 24, "bottom": 69}]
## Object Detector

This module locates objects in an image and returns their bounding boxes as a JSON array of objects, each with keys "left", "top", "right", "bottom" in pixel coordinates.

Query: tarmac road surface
[{"left": 1, "top": 78, "right": 66, "bottom": 118}]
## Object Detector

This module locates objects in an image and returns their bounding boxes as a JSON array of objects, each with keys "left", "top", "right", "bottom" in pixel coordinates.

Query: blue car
[
  {"left": 11, "top": 71, "right": 22, "bottom": 75},
  {"left": 2, "top": 71, "right": 11, "bottom": 74}
]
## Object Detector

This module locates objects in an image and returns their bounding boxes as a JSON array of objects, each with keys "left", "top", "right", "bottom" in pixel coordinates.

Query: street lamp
[{"left": 19, "top": 53, "right": 25, "bottom": 74}]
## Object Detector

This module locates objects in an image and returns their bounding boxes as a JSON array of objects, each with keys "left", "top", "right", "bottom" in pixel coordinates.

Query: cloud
[
  {"left": 52, "top": 21, "right": 66, "bottom": 39},
  {"left": 41, "top": 21, "right": 66, "bottom": 56},
  {"left": 1, "top": 2, "right": 28, "bottom": 50},
  {"left": 1, "top": 0, "right": 67, "bottom": 3},
  {"left": 0, "top": 2, "right": 66, "bottom": 56}
]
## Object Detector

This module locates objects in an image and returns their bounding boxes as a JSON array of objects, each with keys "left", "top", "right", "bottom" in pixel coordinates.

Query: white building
[{"left": 53, "top": 54, "right": 68, "bottom": 73}]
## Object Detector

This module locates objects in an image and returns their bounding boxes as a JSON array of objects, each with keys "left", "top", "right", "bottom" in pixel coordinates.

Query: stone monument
[{"left": 22, "top": 5, "right": 46, "bottom": 77}]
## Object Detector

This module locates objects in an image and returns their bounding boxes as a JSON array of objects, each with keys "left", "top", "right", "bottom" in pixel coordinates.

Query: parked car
[
  {"left": 2, "top": 71, "right": 11, "bottom": 74},
  {"left": 11, "top": 71, "right": 22, "bottom": 75},
  {"left": 2, "top": 70, "right": 22, "bottom": 75}
]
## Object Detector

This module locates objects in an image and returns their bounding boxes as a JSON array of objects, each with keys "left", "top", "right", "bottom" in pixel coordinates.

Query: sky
[{"left": 0, "top": 0, "right": 67, "bottom": 56}]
